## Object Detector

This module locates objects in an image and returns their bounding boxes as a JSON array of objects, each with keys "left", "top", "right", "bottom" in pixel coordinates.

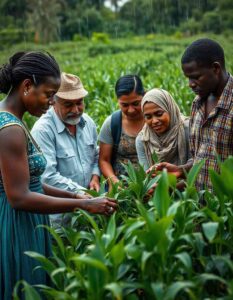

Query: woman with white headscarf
[{"left": 136, "top": 88, "right": 190, "bottom": 171}]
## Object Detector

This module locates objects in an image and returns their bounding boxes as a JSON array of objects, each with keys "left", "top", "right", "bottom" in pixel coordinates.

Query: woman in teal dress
[{"left": 0, "top": 51, "right": 117, "bottom": 299}]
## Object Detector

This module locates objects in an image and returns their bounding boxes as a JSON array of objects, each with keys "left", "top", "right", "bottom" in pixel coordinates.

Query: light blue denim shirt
[{"left": 31, "top": 107, "right": 100, "bottom": 193}]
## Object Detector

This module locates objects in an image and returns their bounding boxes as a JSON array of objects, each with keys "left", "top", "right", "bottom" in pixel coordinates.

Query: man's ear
[{"left": 212, "top": 62, "right": 221, "bottom": 75}]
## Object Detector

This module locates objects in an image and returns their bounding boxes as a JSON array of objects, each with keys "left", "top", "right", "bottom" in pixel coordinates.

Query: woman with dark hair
[
  {"left": 0, "top": 51, "right": 117, "bottom": 299},
  {"left": 99, "top": 75, "right": 145, "bottom": 188}
]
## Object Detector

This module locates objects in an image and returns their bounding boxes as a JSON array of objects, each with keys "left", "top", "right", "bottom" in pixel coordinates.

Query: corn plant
[{"left": 14, "top": 157, "right": 233, "bottom": 300}]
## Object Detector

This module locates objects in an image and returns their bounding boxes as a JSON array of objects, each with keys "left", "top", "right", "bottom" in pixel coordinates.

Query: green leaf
[
  {"left": 84, "top": 189, "right": 101, "bottom": 197},
  {"left": 141, "top": 251, "right": 153, "bottom": 272},
  {"left": 175, "top": 252, "right": 192, "bottom": 269},
  {"left": 167, "top": 201, "right": 181, "bottom": 216},
  {"left": 37, "top": 225, "right": 65, "bottom": 258},
  {"left": 164, "top": 281, "right": 195, "bottom": 300},
  {"left": 151, "top": 282, "right": 164, "bottom": 300},
  {"left": 123, "top": 161, "right": 137, "bottom": 182},
  {"left": 125, "top": 243, "right": 141, "bottom": 260},
  {"left": 209, "top": 169, "right": 226, "bottom": 201},
  {"left": 24, "top": 251, "right": 56, "bottom": 275},
  {"left": 152, "top": 169, "right": 171, "bottom": 218},
  {"left": 50, "top": 267, "right": 66, "bottom": 287},
  {"left": 151, "top": 151, "right": 159, "bottom": 164},
  {"left": 79, "top": 210, "right": 101, "bottom": 238},
  {"left": 211, "top": 255, "right": 233, "bottom": 273},
  {"left": 197, "top": 273, "right": 227, "bottom": 285},
  {"left": 35, "top": 286, "right": 75, "bottom": 300},
  {"left": 105, "top": 212, "right": 116, "bottom": 248},
  {"left": 136, "top": 201, "right": 154, "bottom": 227},
  {"left": 110, "top": 239, "right": 125, "bottom": 266},
  {"left": 105, "top": 282, "right": 122, "bottom": 300},
  {"left": 13, "top": 280, "right": 42, "bottom": 300},
  {"left": 186, "top": 159, "right": 205, "bottom": 187},
  {"left": 202, "top": 222, "right": 219, "bottom": 242},
  {"left": 124, "top": 220, "right": 145, "bottom": 239},
  {"left": 71, "top": 255, "right": 109, "bottom": 273}
]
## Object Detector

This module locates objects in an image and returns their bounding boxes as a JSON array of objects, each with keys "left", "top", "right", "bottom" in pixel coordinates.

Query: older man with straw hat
[{"left": 31, "top": 72, "right": 100, "bottom": 227}]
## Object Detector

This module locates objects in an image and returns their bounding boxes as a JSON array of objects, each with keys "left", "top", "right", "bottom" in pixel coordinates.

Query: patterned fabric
[
  {"left": 190, "top": 74, "right": 233, "bottom": 191},
  {"left": 0, "top": 111, "right": 51, "bottom": 300},
  {"left": 98, "top": 115, "right": 139, "bottom": 177},
  {"left": 113, "top": 130, "right": 138, "bottom": 177}
]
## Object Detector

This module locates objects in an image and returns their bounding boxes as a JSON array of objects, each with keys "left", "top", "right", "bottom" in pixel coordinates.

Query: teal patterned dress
[{"left": 0, "top": 111, "right": 52, "bottom": 299}]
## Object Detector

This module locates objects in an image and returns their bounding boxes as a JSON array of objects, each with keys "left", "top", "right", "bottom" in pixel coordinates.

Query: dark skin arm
[
  {"left": 42, "top": 183, "right": 91, "bottom": 199},
  {"left": 99, "top": 142, "right": 119, "bottom": 186},
  {"left": 144, "top": 161, "right": 193, "bottom": 200},
  {"left": 147, "top": 160, "right": 193, "bottom": 179},
  {"left": 0, "top": 126, "right": 117, "bottom": 215}
]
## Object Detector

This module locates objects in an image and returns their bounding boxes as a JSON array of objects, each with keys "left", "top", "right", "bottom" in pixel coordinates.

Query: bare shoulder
[{"left": 0, "top": 125, "right": 27, "bottom": 152}]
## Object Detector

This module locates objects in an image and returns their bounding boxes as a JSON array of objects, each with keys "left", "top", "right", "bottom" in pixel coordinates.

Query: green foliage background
[
  {"left": 0, "top": 34, "right": 233, "bottom": 129},
  {"left": 1, "top": 14, "right": 233, "bottom": 297},
  {"left": 0, "top": 0, "right": 233, "bottom": 44}
]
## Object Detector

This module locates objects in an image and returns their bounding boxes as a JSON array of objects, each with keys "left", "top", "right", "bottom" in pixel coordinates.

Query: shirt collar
[
  {"left": 79, "top": 116, "right": 86, "bottom": 129},
  {"left": 51, "top": 107, "right": 86, "bottom": 133},
  {"left": 216, "top": 74, "right": 233, "bottom": 110},
  {"left": 192, "top": 73, "right": 233, "bottom": 110}
]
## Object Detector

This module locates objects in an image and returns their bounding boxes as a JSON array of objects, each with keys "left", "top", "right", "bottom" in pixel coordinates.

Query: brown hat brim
[{"left": 56, "top": 88, "right": 88, "bottom": 100}]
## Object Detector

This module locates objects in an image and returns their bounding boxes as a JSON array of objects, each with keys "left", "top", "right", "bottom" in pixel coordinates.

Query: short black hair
[
  {"left": 181, "top": 38, "right": 225, "bottom": 69},
  {"left": 115, "top": 74, "right": 144, "bottom": 98},
  {"left": 0, "top": 51, "right": 60, "bottom": 94}
]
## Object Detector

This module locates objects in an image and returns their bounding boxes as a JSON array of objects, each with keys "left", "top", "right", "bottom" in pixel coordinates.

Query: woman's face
[
  {"left": 23, "top": 76, "right": 60, "bottom": 117},
  {"left": 118, "top": 91, "right": 143, "bottom": 120},
  {"left": 143, "top": 102, "right": 170, "bottom": 135}
]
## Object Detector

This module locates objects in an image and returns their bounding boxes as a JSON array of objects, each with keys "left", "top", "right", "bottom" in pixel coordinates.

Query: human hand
[
  {"left": 146, "top": 164, "right": 159, "bottom": 177},
  {"left": 147, "top": 162, "right": 184, "bottom": 179},
  {"left": 143, "top": 182, "right": 158, "bottom": 202},
  {"left": 108, "top": 175, "right": 119, "bottom": 184},
  {"left": 89, "top": 175, "right": 100, "bottom": 192},
  {"left": 75, "top": 193, "right": 92, "bottom": 200},
  {"left": 108, "top": 175, "right": 120, "bottom": 191},
  {"left": 80, "top": 197, "right": 118, "bottom": 216}
]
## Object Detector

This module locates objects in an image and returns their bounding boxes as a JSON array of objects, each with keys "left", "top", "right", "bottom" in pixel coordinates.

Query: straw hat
[{"left": 56, "top": 72, "right": 88, "bottom": 100}]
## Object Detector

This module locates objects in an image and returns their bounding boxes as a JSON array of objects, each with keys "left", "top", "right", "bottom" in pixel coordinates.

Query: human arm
[
  {"left": 135, "top": 134, "right": 150, "bottom": 171},
  {"left": 91, "top": 121, "right": 101, "bottom": 178},
  {"left": 144, "top": 160, "right": 193, "bottom": 198},
  {"left": 152, "top": 160, "right": 194, "bottom": 178},
  {"left": 98, "top": 116, "right": 119, "bottom": 185},
  {"left": 88, "top": 121, "right": 100, "bottom": 191},
  {"left": 42, "top": 183, "right": 91, "bottom": 199},
  {"left": 99, "top": 142, "right": 119, "bottom": 185},
  {"left": 0, "top": 126, "right": 117, "bottom": 215}
]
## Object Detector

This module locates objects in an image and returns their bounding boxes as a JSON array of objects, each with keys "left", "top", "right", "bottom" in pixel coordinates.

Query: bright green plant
[{"left": 14, "top": 157, "right": 233, "bottom": 299}]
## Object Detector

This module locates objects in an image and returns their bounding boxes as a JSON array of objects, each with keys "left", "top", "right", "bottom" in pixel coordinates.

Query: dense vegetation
[
  {"left": 14, "top": 159, "right": 233, "bottom": 299},
  {"left": 0, "top": 35, "right": 231, "bottom": 299},
  {"left": 0, "top": 0, "right": 233, "bottom": 45},
  {"left": 0, "top": 34, "right": 233, "bottom": 129}
]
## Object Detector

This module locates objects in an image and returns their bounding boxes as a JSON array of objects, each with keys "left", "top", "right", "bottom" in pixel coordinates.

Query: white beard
[{"left": 64, "top": 116, "right": 81, "bottom": 125}]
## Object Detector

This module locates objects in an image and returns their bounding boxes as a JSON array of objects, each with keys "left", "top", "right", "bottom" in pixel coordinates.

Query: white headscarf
[{"left": 139, "top": 88, "right": 188, "bottom": 166}]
